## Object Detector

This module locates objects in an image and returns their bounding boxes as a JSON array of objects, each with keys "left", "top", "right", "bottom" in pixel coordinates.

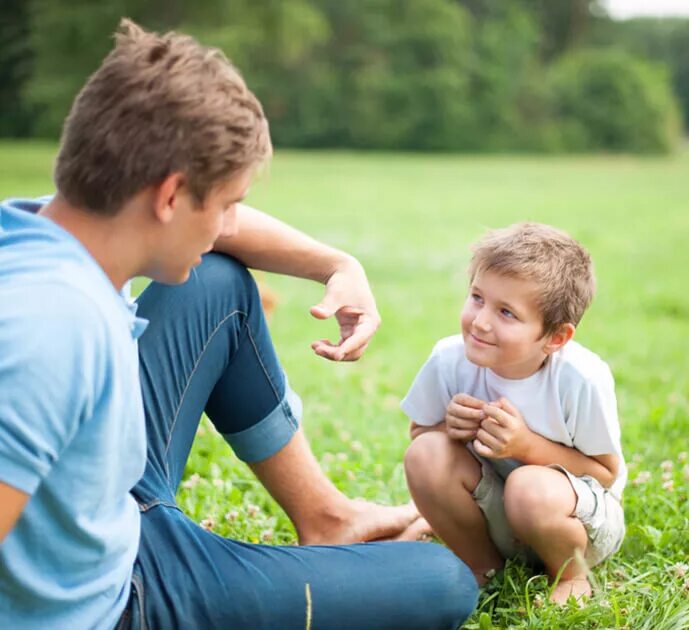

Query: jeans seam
[
  {"left": 162, "top": 309, "right": 247, "bottom": 480},
  {"left": 245, "top": 321, "right": 283, "bottom": 404}
]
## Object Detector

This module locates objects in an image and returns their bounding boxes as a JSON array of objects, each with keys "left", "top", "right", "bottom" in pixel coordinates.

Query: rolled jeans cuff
[{"left": 223, "top": 383, "right": 302, "bottom": 463}]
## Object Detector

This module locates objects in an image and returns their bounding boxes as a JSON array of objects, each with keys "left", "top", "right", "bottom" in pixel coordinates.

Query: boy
[
  {"left": 0, "top": 20, "right": 477, "bottom": 629},
  {"left": 402, "top": 222, "right": 625, "bottom": 603}
]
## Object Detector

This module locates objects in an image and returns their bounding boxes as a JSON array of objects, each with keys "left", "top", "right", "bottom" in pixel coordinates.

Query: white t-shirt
[{"left": 401, "top": 335, "right": 626, "bottom": 499}]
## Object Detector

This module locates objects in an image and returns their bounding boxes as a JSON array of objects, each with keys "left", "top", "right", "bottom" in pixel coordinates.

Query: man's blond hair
[
  {"left": 468, "top": 222, "right": 595, "bottom": 335},
  {"left": 55, "top": 19, "right": 271, "bottom": 215}
]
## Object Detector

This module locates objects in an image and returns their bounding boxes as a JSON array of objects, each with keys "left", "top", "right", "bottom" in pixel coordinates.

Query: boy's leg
[
  {"left": 404, "top": 431, "right": 504, "bottom": 583},
  {"left": 503, "top": 465, "right": 590, "bottom": 603}
]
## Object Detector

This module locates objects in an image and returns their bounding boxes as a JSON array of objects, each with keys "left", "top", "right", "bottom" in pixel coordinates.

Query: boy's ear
[
  {"left": 543, "top": 323, "right": 575, "bottom": 355},
  {"left": 152, "top": 172, "right": 186, "bottom": 224}
]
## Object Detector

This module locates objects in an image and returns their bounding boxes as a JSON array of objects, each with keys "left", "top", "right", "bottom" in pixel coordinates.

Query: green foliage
[
  {"left": 2, "top": 1, "right": 685, "bottom": 152},
  {"left": 0, "top": 1, "right": 33, "bottom": 136},
  {"left": 590, "top": 17, "right": 689, "bottom": 130},
  {"left": 548, "top": 48, "right": 682, "bottom": 153}
]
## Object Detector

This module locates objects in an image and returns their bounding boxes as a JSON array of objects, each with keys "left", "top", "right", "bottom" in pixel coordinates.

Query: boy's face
[{"left": 460, "top": 269, "right": 553, "bottom": 379}]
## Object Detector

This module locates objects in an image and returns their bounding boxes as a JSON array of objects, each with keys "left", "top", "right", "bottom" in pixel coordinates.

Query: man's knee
[
  {"left": 191, "top": 252, "right": 260, "bottom": 311},
  {"left": 410, "top": 543, "right": 478, "bottom": 627}
]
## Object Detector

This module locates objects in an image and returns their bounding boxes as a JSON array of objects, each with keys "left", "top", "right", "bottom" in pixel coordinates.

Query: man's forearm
[
  {"left": 519, "top": 433, "right": 617, "bottom": 488},
  {"left": 213, "top": 204, "right": 351, "bottom": 283}
]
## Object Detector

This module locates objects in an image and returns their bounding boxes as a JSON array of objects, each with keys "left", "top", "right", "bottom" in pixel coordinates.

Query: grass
[{"left": 2, "top": 141, "right": 688, "bottom": 628}]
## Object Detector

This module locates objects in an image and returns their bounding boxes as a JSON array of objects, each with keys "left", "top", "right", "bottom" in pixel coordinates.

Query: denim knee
[
  {"left": 415, "top": 544, "right": 479, "bottom": 628},
  {"left": 188, "top": 252, "right": 261, "bottom": 315}
]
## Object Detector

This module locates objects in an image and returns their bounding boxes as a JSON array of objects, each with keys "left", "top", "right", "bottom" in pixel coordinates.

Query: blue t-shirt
[{"left": 0, "top": 198, "right": 148, "bottom": 628}]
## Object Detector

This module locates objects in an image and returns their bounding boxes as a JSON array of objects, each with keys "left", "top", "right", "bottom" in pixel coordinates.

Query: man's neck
[{"left": 39, "top": 194, "right": 145, "bottom": 291}]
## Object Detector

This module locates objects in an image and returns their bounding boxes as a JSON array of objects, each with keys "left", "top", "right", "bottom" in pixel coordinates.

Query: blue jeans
[{"left": 119, "top": 253, "right": 477, "bottom": 629}]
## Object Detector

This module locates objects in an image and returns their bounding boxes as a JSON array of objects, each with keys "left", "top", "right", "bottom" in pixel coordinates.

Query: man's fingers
[{"left": 311, "top": 339, "right": 369, "bottom": 362}]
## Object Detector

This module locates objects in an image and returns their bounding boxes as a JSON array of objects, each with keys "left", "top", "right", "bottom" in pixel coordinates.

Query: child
[{"left": 402, "top": 222, "right": 625, "bottom": 604}]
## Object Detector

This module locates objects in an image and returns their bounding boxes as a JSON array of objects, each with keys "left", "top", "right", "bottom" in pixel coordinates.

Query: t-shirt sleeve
[
  {"left": 0, "top": 285, "right": 106, "bottom": 495},
  {"left": 565, "top": 363, "right": 621, "bottom": 456},
  {"left": 400, "top": 338, "right": 459, "bottom": 426}
]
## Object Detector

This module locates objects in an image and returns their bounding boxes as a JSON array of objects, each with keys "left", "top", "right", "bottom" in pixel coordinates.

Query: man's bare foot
[
  {"left": 550, "top": 577, "right": 592, "bottom": 605},
  {"left": 297, "top": 499, "right": 419, "bottom": 545}
]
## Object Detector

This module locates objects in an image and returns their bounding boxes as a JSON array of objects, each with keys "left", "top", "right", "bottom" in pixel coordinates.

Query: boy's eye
[
  {"left": 471, "top": 293, "right": 483, "bottom": 303},
  {"left": 500, "top": 308, "right": 516, "bottom": 319}
]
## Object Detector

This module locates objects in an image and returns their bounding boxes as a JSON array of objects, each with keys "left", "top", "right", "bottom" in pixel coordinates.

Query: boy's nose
[{"left": 473, "top": 311, "right": 492, "bottom": 332}]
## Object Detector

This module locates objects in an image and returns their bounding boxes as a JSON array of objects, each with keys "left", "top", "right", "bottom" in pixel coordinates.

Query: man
[{"left": 0, "top": 20, "right": 477, "bottom": 628}]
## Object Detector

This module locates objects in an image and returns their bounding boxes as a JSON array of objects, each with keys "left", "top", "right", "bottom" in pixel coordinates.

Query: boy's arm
[
  {"left": 0, "top": 482, "right": 29, "bottom": 543},
  {"left": 475, "top": 398, "right": 619, "bottom": 488},
  {"left": 213, "top": 204, "right": 379, "bottom": 362},
  {"left": 509, "top": 433, "right": 619, "bottom": 487}
]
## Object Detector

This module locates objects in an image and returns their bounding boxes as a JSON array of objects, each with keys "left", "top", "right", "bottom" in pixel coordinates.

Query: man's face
[
  {"left": 460, "top": 269, "right": 550, "bottom": 380},
  {"left": 152, "top": 170, "right": 252, "bottom": 284}
]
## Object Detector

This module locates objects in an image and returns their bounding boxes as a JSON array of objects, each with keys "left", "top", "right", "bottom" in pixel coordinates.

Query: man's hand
[
  {"left": 473, "top": 397, "right": 536, "bottom": 460},
  {"left": 309, "top": 256, "right": 380, "bottom": 361},
  {"left": 445, "top": 394, "right": 487, "bottom": 443}
]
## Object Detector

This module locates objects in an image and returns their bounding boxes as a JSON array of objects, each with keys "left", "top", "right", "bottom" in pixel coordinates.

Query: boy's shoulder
[{"left": 550, "top": 340, "right": 614, "bottom": 393}]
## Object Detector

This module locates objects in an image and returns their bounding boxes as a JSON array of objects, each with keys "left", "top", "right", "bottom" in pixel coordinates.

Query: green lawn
[{"left": 2, "top": 141, "right": 688, "bottom": 628}]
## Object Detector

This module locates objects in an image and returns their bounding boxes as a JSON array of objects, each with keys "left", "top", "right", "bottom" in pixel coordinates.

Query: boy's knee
[
  {"left": 404, "top": 431, "right": 445, "bottom": 491},
  {"left": 504, "top": 466, "right": 562, "bottom": 529},
  {"left": 504, "top": 466, "right": 548, "bottom": 525}
]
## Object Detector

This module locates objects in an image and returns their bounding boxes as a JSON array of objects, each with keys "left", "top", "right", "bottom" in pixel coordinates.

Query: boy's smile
[{"left": 460, "top": 270, "right": 553, "bottom": 379}]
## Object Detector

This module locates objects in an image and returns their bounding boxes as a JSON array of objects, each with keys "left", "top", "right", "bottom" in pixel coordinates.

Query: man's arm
[
  {"left": 0, "top": 482, "right": 29, "bottom": 543},
  {"left": 213, "top": 204, "right": 380, "bottom": 361}
]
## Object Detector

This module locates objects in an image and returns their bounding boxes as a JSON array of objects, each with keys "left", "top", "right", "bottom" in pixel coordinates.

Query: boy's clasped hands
[{"left": 445, "top": 394, "right": 533, "bottom": 460}]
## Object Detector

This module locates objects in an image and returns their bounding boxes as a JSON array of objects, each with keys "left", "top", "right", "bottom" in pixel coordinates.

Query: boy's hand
[
  {"left": 445, "top": 394, "right": 487, "bottom": 442},
  {"left": 474, "top": 397, "right": 535, "bottom": 460}
]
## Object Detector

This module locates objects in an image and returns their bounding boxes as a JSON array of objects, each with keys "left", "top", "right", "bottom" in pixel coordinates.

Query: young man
[
  {"left": 403, "top": 223, "right": 625, "bottom": 604},
  {"left": 0, "top": 20, "right": 477, "bottom": 629}
]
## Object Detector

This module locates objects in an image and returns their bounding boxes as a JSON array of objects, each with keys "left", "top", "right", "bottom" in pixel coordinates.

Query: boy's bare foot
[
  {"left": 298, "top": 499, "right": 420, "bottom": 545},
  {"left": 550, "top": 577, "right": 592, "bottom": 605}
]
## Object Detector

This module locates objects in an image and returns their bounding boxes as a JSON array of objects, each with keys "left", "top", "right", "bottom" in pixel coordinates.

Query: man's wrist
[{"left": 322, "top": 252, "right": 361, "bottom": 285}]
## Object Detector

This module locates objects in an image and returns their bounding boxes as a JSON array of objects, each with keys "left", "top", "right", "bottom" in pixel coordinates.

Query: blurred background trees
[{"left": 1, "top": 0, "right": 684, "bottom": 153}]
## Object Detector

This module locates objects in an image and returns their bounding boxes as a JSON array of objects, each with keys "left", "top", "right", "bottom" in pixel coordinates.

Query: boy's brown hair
[
  {"left": 468, "top": 222, "right": 595, "bottom": 336},
  {"left": 55, "top": 19, "right": 271, "bottom": 215}
]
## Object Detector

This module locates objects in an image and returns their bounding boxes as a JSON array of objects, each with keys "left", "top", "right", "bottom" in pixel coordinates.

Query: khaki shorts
[{"left": 472, "top": 458, "right": 625, "bottom": 567}]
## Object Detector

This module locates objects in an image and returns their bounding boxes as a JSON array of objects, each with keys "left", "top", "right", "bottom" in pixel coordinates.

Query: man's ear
[
  {"left": 543, "top": 322, "right": 575, "bottom": 355},
  {"left": 152, "top": 173, "right": 186, "bottom": 224}
]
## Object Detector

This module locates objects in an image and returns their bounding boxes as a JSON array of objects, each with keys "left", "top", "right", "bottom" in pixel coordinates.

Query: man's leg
[
  {"left": 130, "top": 253, "right": 477, "bottom": 627},
  {"left": 133, "top": 252, "right": 418, "bottom": 538},
  {"left": 405, "top": 431, "right": 504, "bottom": 583},
  {"left": 503, "top": 465, "right": 590, "bottom": 603}
]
